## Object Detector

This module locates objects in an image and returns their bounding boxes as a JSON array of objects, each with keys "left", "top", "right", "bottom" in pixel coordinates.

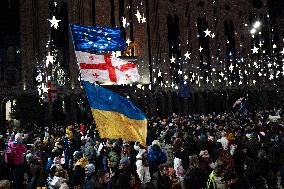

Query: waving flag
[
  {"left": 83, "top": 81, "right": 147, "bottom": 145},
  {"left": 70, "top": 24, "right": 127, "bottom": 53},
  {"left": 76, "top": 51, "right": 140, "bottom": 84}
]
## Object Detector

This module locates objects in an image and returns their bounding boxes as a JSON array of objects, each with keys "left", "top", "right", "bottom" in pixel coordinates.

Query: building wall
[{"left": 0, "top": 0, "right": 283, "bottom": 124}]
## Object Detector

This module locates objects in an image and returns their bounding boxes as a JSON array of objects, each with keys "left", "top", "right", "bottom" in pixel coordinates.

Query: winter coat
[
  {"left": 136, "top": 159, "right": 151, "bottom": 185},
  {"left": 10, "top": 141, "right": 27, "bottom": 165},
  {"left": 83, "top": 175, "right": 96, "bottom": 189},
  {"left": 84, "top": 141, "right": 95, "bottom": 161},
  {"left": 152, "top": 171, "right": 172, "bottom": 189}
]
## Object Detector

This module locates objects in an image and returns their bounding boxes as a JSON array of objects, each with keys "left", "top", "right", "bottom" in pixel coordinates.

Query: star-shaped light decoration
[
  {"left": 273, "top": 44, "right": 277, "bottom": 49},
  {"left": 178, "top": 70, "right": 182, "bottom": 75},
  {"left": 46, "top": 52, "right": 54, "bottom": 67},
  {"left": 220, "top": 72, "right": 224, "bottom": 77},
  {"left": 258, "top": 72, "right": 262, "bottom": 76},
  {"left": 252, "top": 80, "right": 256, "bottom": 85},
  {"left": 137, "top": 84, "right": 142, "bottom": 89},
  {"left": 141, "top": 14, "right": 146, "bottom": 23},
  {"left": 269, "top": 74, "right": 274, "bottom": 80},
  {"left": 184, "top": 75, "right": 188, "bottom": 80},
  {"left": 229, "top": 81, "right": 232, "bottom": 85},
  {"left": 158, "top": 70, "right": 162, "bottom": 77},
  {"left": 42, "top": 85, "right": 49, "bottom": 93},
  {"left": 184, "top": 51, "right": 191, "bottom": 60},
  {"left": 36, "top": 74, "right": 43, "bottom": 82},
  {"left": 229, "top": 64, "right": 234, "bottom": 72},
  {"left": 251, "top": 46, "right": 259, "bottom": 54},
  {"left": 135, "top": 10, "right": 142, "bottom": 23},
  {"left": 126, "top": 38, "right": 131, "bottom": 45},
  {"left": 211, "top": 33, "right": 215, "bottom": 38},
  {"left": 239, "top": 80, "right": 242, "bottom": 85},
  {"left": 170, "top": 56, "right": 175, "bottom": 63},
  {"left": 48, "top": 16, "right": 61, "bottom": 29},
  {"left": 267, "top": 62, "right": 272, "bottom": 68},
  {"left": 280, "top": 48, "right": 284, "bottom": 55},
  {"left": 204, "top": 29, "right": 211, "bottom": 37},
  {"left": 199, "top": 46, "right": 203, "bottom": 52},
  {"left": 122, "top": 17, "right": 127, "bottom": 28},
  {"left": 259, "top": 41, "right": 263, "bottom": 48},
  {"left": 206, "top": 77, "right": 210, "bottom": 83}
]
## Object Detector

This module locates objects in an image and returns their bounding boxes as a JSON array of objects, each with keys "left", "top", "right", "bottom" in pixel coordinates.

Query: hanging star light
[
  {"left": 158, "top": 70, "right": 162, "bottom": 77},
  {"left": 229, "top": 64, "right": 234, "bottom": 72},
  {"left": 267, "top": 62, "right": 272, "bottom": 68},
  {"left": 204, "top": 29, "right": 211, "bottom": 37},
  {"left": 122, "top": 17, "right": 127, "bottom": 28},
  {"left": 135, "top": 10, "right": 142, "bottom": 23},
  {"left": 141, "top": 14, "right": 146, "bottom": 23},
  {"left": 220, "top": 72, "right": 224, "bottom": 77},
  {"left": 269, "top": 74, "right": 274, "bottom": 80},
  {"left": 48, "top": 16, "right": 61, "bottom": 29},
  {"left": 280, "top": 48, "right": 284, "bottom": 54},
  {"left": 251, "top": 46, "right": 259, "bottom": 54},
  {"left": 184, "top": 75, "right": 188, "bottom": 80},
  {"left": 211, "top": 33, "right": 215, "bottom": 38},
  {"left": 199, "top": 46, "right": 203, "bottom": 52},
  {"left": 178, "top": 70, "right": 182, "bottom": 75},
  {"left": 272, "top": 44, "right": 277, "bottom": 49},
  {"left": 46, "top": 52, "right": 54, "bottom": 67},
  {"left": 206, "top": 77, "right": 209, "bottom": 83},
  {"left": 253, "top": 80, "right": 256, "bottom": 85},
  {"left": 170, "top": 56, "right": 175, "bottom": 63},
  {"left": 137, "top": 84, "right": 142, "bottom": 89},
  {"left": 184, "top": 51, "right": 191, "bottom": 60},
  {"left": 126, "top": 38, "right": 131, "bottom": 45}
]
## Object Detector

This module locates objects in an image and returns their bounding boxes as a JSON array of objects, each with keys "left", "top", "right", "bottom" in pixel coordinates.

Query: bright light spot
[
  {"left": 250, "top": 28, "right": 256, "bottom": 34},
  {"left": 253, "top": 21, "right": 261, "bottom": 29}
]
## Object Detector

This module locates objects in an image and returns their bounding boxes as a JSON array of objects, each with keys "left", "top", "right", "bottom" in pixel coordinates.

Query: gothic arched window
[{"left": 167, "top": 14, "right": 181, "bottom": 84}]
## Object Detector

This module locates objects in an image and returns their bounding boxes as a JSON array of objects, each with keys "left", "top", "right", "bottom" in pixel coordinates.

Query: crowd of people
[{"left": 0, "top": 108, "right": 283, "bottom": 189}]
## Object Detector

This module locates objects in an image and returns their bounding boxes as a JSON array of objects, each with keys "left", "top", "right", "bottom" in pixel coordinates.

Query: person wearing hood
[
  {"left": 147, "top": 140, "right": 167, "bottom": 175},
  {"left": 83, "top": 163, "right": 96, "bottom": 189},
  {"left": 136, "top": 149, "right": 152, "bottom": 187},
  {"left": 83, "top": 137, "right": 95, "bottom": 162}
]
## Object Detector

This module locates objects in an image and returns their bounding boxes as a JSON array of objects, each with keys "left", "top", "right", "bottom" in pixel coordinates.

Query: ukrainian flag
[{"left": 83, "top": 81, "right": 147, "bottom": 145}]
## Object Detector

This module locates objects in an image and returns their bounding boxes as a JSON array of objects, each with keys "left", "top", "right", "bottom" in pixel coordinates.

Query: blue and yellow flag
[
  {"left": 83, "top": 81, "right": 147, "bottom": 145},
  {"left": 70, "top": 24, "right": 127, "bottom": 53}
]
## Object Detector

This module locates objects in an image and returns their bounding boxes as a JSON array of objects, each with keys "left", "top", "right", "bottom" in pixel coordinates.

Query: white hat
[{"left": 151, "top": 140, "right": 160, "bottom": 146}]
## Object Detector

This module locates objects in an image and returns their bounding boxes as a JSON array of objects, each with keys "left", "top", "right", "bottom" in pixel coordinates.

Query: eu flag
[{"left": 70, "top": 24, "right": 127, "bottom": 53}]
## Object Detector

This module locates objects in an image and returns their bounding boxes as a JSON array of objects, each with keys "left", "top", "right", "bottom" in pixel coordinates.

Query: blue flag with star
[{"left": 70, "top": 24, "right": 127, "bottom": 53}]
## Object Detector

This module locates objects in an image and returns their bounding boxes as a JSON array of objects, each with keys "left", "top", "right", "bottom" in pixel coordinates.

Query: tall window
[
  {"left": 0, "top": 0, "right": 20, "bottom": 83},
  {"left": 197, "top": 17, "right": 211, "bottom": 78},
  {"left": 167, "top": 14, "right": 181, "bottom": 83}
]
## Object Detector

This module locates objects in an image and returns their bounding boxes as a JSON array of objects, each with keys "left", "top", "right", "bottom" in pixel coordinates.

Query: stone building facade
[{"left": 0, "top": 0, "right": 283, "bottom": 126}]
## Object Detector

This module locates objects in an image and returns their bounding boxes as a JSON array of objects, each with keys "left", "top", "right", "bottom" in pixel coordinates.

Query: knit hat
[
  {"left": 120, "top": 156, "right": 130, "bottom": 166},
  {"left": 73, "top": 151, "right": 83, "bottom": 160},
  {"left": 151, "top": 140, "right": 160, "bottom": 147},
  {"left": 85, "top": 163, "right": 96, "bottom": 174},
  {"left": 199, "top": 150, "right": 209, "bottom": 158}
]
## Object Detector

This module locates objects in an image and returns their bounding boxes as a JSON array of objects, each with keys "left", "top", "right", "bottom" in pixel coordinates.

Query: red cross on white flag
[{"left": 75, "top": 51, "right": 140, "bottom": 84}]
